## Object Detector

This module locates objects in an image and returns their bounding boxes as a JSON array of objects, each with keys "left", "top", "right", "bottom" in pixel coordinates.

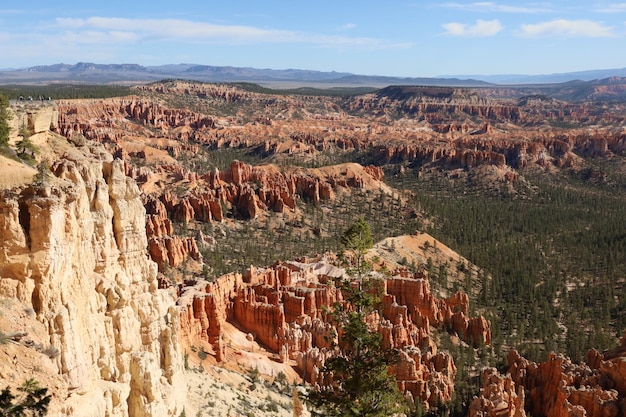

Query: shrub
[{"left": 41, "top": 345, "right": 60, "bottom": 359}]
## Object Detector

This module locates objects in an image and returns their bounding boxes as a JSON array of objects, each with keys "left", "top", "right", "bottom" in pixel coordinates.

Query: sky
[{"left": 1, "top": 1, "right": 625, "bottom": 77}]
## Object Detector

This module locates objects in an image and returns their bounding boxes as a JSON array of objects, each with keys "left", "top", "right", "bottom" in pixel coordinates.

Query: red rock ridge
[{"left": 56, "top": 98, "right": 216, "bottom": 144}]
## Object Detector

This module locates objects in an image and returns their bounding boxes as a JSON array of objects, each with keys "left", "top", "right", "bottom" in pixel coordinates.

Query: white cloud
[
  {"left": 56, "top": 17, "right": 292, "bottom": 43},
  {"left": 61, "top": 30, "right": 139, "bottom": 44},
  {"left": 595, "top": 3, "right": 626, "bottom": 13},
  {"left": 52, "top": 17, "right": 410, "bottom": 50},
  {"left": 337, "top": 23, "right": 357, "bottom": 30},
  {"left": 519, "top": 19, "right": 615, "bottom": 37},
  {"left": 440, "top": 2, "right": 551, "bottom": 13},
  {"left": 443, "top": 19, "right": 504, "bottom": 37}
]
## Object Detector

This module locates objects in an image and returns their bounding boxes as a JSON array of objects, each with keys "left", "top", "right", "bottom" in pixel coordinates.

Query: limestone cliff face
[
  {"left": 8, "top": 102, "right": 59, "bottom": 144},
  {"left": 0, "top": 141, "right": 185, "bottom": 416}
]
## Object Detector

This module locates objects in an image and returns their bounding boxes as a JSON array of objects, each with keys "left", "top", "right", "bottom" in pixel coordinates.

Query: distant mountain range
[
  {"left": 1, "top": 62, "right": 626, "bottom": 89},
  {"left": 442, "top": 68, "right": 626, "bottom": 84},
  {"left": 0, "top": 62, "right": 489, "bottom": 87}
]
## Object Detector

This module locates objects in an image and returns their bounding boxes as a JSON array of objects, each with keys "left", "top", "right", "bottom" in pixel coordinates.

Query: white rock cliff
[{"left": 0, "top": 138, "right": 185, "bottom": 416}]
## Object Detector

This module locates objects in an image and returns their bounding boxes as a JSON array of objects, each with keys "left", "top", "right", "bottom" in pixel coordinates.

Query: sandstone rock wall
[{"left": 0, "top": 142, "right": 185, "bottom": 417}]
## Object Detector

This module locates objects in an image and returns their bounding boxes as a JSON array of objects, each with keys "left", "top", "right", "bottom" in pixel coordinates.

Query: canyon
[
  {"left": 177, "top": 258, "right": 490, "bottom": 409},
  {"left": 2, "top": 79, "right": 626, "bottom": 416}
]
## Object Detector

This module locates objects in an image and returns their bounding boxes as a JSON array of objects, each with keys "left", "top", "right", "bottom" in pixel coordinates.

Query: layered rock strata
[
  {"left": 54, "top": 90, "right": 626, "bottom": 183},
  {"left": 177, "top": 260, "right": 490, "bottom": 408},
  {"left": 0, "top": 141, "right": 185, "bottom": 416}
]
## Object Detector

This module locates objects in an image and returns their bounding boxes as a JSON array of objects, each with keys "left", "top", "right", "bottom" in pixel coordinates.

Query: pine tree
[
  {"left": 0, "top": 94, "right": 10, "bottom": 149},
  {"left": 307, "top": 219, "right": 408, "bottom": 417},
  {"left": 15, "top": 125, "right": 37, "bottom": 162},
  {"left": 0, "top": 379, "right": 51, "bottom": 417},
  {"left": 340, "top": 217, "right": 374, "bottom": 286}
]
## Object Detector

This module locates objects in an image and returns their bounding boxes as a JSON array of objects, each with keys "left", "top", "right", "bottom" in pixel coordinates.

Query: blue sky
[{"left": 1, "top": 1, "right": 625, "bottom": 77}]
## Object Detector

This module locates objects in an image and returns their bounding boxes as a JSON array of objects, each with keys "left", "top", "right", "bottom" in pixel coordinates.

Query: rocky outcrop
[
  {"left": 177, "top": 259, "right": 490, "bottom": 409},
  {"left": 393, "top": 348, "right": 457, "bottom": 406},
  {"left": 385, "top": 277, "right": 491, "bottom": 348},
  {"left": 150, "top": 160, "right": 384, "bottom": 220},
  {"left": 144, "top": 195, "right": 201, "bottom": 270},
  {"left": 134, "top": 160, "right": 387, "bottom": 269},
  {"left": 471, "top": 335, "right": 626, "bottom": 417},
  {"left": 508, "top": 349, "right": 625, "bottom": 417},
  {"left": 0, "top": 141, "right": 185, "bottom": 417},
  {"left": 346, "top": 86, "right": 522, "bottom": 123},
  {"left": 177, "top": 272, "right": 243, "bottom": 362},
  {"left": 55, "top": 98, "right": 216, "bottom": 144},
  {"left": 8, "top": 102, "right": 59, "bottom": 143},
  {"left": 468, "top": 368, "right": 526, "bottom": 417}
]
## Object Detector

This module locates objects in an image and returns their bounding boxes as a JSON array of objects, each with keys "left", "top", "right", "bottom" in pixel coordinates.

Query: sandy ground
[
  {"left": 372, "top": 232, "right": 479, "bottom": 298},
  {"left": 181, "top": 320, "right": 310, "bottom": 417},
  {"left": 0, "top": 155, "right": 37, "bottom": 190},
  {"left": 182, "top": 362, "right": 309, "bottom": 417},
  {"left": 374, "top": 232, "right": 464, "bottom": 267},
  {"left": 0, "top": 297, "right": 69, "bottom": 416}
]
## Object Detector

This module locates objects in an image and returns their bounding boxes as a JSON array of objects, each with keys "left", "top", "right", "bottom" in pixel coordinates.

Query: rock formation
[
  {"left": 144, "top": 195, "right": 202, "bottom": 270},
  {"left": 177, "top": 260, "right": 490, "bottom": 409},
  {"left": 0, "top": 138, "right": 185, "bottom": 416},
  {"left": 8, "top": 101, "right": 59, "bottom": 144},
  {"left": 52, "top": 84, "right": 626, "bottom": 185},
  {"left": 133, "top": 160, "right": 389, "bottom": 270},
  {"left": 468, "top": 368, "right": 526, "bottom": 417},
  {"left": 470, "top": 335, "right": 626, "bottom": 417},
  {"left": 5, "top": 75, "right": 626, "bottom": 417}
]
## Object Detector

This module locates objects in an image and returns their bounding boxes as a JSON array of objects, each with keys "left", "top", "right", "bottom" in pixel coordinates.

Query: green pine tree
[
  {"left": 340, "top": 217, "right": 374, "bottom": 286},
  {"left": 0, "top": 379, "right": 51, "bottom": 417},
  {"left": 16, "top": 125, "right": 38, "bottom": 162},
  {"left": 0, "top": 94, "right": 10, "bottom": 149},
  {"left": 307, "top": 219, "right": 408, "bottom": 417}
]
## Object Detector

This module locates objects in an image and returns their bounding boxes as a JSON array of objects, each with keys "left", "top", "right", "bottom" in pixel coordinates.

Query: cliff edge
[{"left": 0, "top": 132, "right": 185, "bottom": 416}]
